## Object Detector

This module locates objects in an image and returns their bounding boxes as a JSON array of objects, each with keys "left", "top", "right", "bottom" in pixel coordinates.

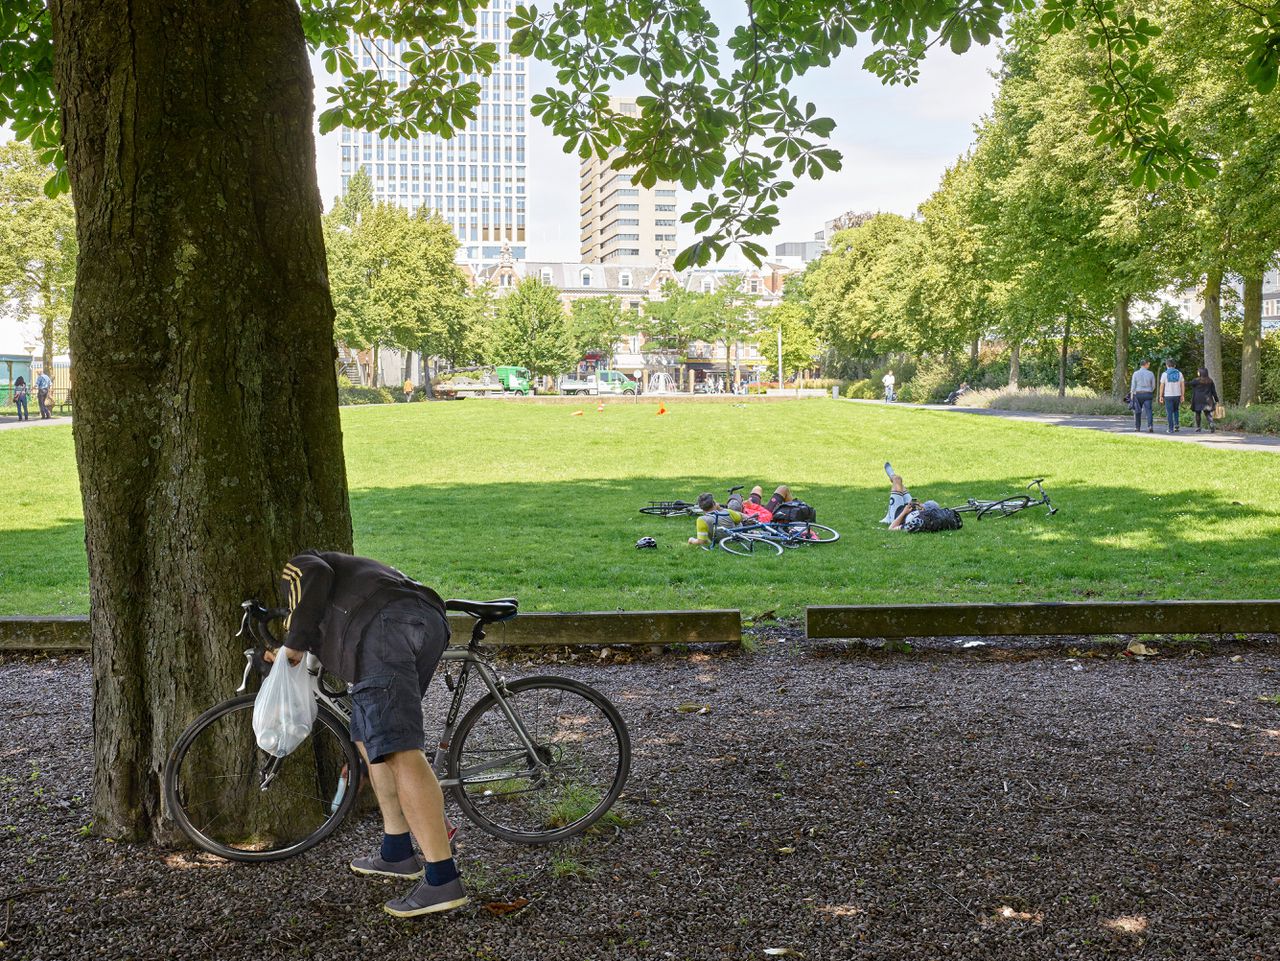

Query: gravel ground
[{"left": 2, "top": 641, "right": 1278, "bottom": 961}]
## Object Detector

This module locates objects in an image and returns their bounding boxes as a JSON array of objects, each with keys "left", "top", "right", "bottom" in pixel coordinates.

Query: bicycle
[
  {"left": 163, "top": 597, "right": 631, "bottom": 862},
  {"left": 952, "top": 478, "right": 1058, "bottom": 520}
]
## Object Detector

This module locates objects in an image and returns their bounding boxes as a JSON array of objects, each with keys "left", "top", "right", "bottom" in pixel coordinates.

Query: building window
[
  {"left": 581, "top": 270, "right": 593, "bottom": 287},
  {"left": 702, "top": 278, "right": 713, "bottom": 293},
  {"left": 541, "top": 268, "right": 553, "bottom": 285},
  {"left": 619, "top": 271, "right": 632, "bottom": 288}
]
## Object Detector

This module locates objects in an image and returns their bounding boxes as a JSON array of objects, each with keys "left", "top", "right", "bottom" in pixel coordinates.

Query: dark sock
[
  {"left": 381, "top": 831, "right": 414, "bottom": 863},
  {"left": 425, "top": 857, "right": 460, "bottom": 886}
]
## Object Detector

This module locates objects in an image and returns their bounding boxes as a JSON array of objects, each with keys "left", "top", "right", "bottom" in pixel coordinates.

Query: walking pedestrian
[
  {"left": 403, "top": 377, "right": 414, "bottom": 403},
  {"left": 1157, "top": 358, "right": 1184, "bottom": 433},
  {"left": 12, "top": 377, "right": 29, "bottom": 421},
  {"left": 34, "top": 370, "right": 52, "bottom": 419},
  {"left": 1188, "top": 367, "right": 1219, "bottom": 433},
  {"left": 1129, "top": 359, "right": 1155, "bottom": 433}
]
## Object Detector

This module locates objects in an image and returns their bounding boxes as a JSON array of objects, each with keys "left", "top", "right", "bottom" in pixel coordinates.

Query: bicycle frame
[{"left": 235, "top": 604, "right": 547, "bottom": 792}]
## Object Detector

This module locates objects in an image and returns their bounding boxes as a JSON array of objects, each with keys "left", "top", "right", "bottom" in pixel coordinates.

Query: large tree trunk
[
  {"left": 52, "top": 0, "right": 353, "bottom": 841},
  {"left": 40, "top": 280, "right": 55, "bottom": 372},
  {"left": 1240, "top": 272, "right": 1263, "bottom": 406},
  {"left": 1058, "top": 317, "right": 1071, "bottom": 397},
  {"left": 370, "top": 342, "right": 381, "bottom": 388},
  {"left": 1200, "top": 267, "right": 1223, "bottom": 390},
  {"left": 1008, "top": 340, "right": 1020, "bottom": 389},
  {"left": 1111, "top": 295, "right": 1130, "bottom": 399},
  {"left": 969, "top": 335, "right": 979, "bottom": 364}
]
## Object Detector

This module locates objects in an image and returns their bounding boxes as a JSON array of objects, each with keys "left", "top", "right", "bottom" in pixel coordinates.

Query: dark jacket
[
  {"left": 1189, "top": 376, "right": 1219, "bottom": 412},
  {"left": 278, "top": 551, "right": 446, "bottom": 682}
]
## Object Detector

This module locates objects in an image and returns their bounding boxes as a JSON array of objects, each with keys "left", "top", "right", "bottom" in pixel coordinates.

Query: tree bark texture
[
  {"left": 1008, "top": 340, "right": 1020, "bottom": 389},
  {"left": 1058, "top": 318, "right": 1071, "bottom": 397},
  {"left": 1111, "top": 295, "right": 1130, "bottom": 399},
  {"left": 1240, "top": 272, "right": 1263, "bottom": 406},
  {"left": 51, "top": 0, "right": 353, "bottom": 840},
  {"left": 1200, "top": 268, "right": 1223, "bottom": 391}
]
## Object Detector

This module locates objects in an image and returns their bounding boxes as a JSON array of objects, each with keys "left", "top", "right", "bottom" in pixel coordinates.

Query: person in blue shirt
[
  {"left": 34, "top": 371, "right": 52, "bottom": 419},
  {"left": 1129, "top": 360, "right": 1156, "bottom": 432}
]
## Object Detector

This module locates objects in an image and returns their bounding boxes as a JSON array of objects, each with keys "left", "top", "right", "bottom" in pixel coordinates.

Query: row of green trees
[
  {"left": 325, "top": 169, "right": 814, "bottom": 383},
  {"left": 0, "top": 142, "right": 76, "bottom": 371},
  {"left": 794, "top": 0, "right": 1280, "bottom": 406}
]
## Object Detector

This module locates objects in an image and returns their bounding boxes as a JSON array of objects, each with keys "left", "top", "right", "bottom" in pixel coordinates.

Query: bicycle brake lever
[
  {"left": 236, "top": 649, "right": 255, "bottom": 693},
  {"left": 235, "top": 609, "right": 250, "bottom": 639}
]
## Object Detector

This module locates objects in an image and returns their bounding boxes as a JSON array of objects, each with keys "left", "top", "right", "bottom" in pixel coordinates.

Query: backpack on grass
[
  {"left": 770, "top": 500, "right": 815, "bottom": 523},
  {"left": 911, "top": 504, "right": 963, "bottom": 533}
]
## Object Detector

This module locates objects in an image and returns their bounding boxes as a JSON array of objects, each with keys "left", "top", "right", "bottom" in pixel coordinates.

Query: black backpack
[
  {"left": 771, "top": 500, "right": 815, "bottom": 523},
  {"left": 912, "top": 504, "right": 963, "bottom": 533}
]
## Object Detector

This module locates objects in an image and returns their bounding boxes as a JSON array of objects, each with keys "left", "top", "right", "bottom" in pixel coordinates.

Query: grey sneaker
[
  {"left": 350, "top": 849, "right": 424, "bottom": 880},
  {"left": 384, "top": 877, "right": 468, "bottom": 918},
  {"left": 884, "top": 461, "right": 894, "bottom": 479}
]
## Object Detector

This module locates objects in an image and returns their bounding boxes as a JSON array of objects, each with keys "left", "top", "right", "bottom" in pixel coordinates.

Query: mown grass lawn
[{"left": 2, "top": 399, "right": 1278, "bottom": 617}]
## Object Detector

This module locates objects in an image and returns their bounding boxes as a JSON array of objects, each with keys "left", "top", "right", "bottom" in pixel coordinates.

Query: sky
[{"left": 313, "top": 12, "right": 1002, "bottom": 265}]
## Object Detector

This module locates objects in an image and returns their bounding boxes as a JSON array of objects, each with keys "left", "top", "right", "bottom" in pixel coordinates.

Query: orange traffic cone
[
  {"left": 657, "top": 403, "right": 667, "bottom": 416},
  {"left": 596, "top": 403, "right": 605, "bottom": 412}
]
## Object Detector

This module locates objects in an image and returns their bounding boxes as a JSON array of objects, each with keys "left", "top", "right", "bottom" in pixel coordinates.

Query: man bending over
[{"left": 274, "top": 550, "right": 466, "bottom": 917}]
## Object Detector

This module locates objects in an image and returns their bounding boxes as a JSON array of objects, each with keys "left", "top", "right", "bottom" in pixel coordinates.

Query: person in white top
[
  {"left": 881, "top": 370, "right": 896, "bottom": 402},
  {"left": 1157, "top": 358, "right": 1185, "bottom": 433}
]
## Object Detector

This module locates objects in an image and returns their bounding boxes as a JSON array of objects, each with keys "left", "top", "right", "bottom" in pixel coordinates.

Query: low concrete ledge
[
  {"left": 0, "top": 616, "right": 89, "bottom": 651},
  {"left": 0, "top": 610, "right": 742, "bottom": 653},
  {"left": 807, "top": 600, "right": 1280, "bottom": 639},
  {"left": 449, "top": 609, "right": 741, "bottom": 647}
]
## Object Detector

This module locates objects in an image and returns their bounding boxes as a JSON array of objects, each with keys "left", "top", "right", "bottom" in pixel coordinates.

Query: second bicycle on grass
[{"left": 164, "top": 597, "right": 631, "bottom": 862}]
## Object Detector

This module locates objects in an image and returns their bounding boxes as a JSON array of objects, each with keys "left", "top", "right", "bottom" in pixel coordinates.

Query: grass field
[{"left": 2, "top": 399, "right": 1278, "bottom": 617}]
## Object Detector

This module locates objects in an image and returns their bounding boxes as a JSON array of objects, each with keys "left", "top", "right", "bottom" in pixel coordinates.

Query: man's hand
[{"left": 265, "top": 646, "right": 304, "bottom": 666}]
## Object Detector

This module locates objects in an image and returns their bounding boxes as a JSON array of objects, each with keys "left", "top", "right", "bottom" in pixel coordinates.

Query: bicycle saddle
[{"left": 444, "top": 597, "right": 519, "bottom": 622}]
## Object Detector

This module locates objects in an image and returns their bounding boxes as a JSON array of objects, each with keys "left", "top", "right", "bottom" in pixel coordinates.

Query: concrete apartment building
[{"left": 579, "top": 100, "right": 680, "bottom": 264}]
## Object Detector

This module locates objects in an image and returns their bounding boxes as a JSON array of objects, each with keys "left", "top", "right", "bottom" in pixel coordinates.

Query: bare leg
[
  {"left": 890, "top": 474, "right": 905, "bottom": 494},
  {"left": 382, "top": 749, "right": 454, "bottom": 864},
  {"left": 356, "top": 741, "right": 410, "bottom": 835}
]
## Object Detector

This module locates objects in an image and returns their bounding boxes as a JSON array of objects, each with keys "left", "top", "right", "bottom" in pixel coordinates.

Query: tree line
[
  {"left": 326, "top": 168, "right": 809, "bottom": 385},
  {"left": 792, "top": 1, "right": 1280, "bottom": 407}
]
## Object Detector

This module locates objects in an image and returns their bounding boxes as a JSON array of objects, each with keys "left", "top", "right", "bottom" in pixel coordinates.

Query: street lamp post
[{"left": 777, "top": 325, "right": 783, "bottom": 390}]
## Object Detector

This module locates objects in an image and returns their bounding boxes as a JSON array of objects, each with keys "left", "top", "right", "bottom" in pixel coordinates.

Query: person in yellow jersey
[
  {"left": 402, "top": 378, "right": 414, "bottom": 403},
  {"left": 687, "top": 491, "right": 748, "bottom": 547}
]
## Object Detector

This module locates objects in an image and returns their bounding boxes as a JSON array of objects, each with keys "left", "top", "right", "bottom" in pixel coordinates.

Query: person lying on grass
[
  {"left": 726, "top": 484, "right": 792, "bottom": 522},
  {"left": 881, "top": 463, "right": 913, "bottom": 525},
  {"left": 687, "top": 492, "right": 748, "bottom": 546}
]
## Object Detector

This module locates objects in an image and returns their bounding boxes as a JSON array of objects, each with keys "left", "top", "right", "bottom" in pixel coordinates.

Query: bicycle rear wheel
[
  {"left": 779, "top": 522, "right": 839, "bottom": 543},
  {"left": 639, "top": 502, "right": 693, "bottom": 516},
  {"left": 719, "top": 533, "right": 785, "bottom": 557},
  {"left": 977, "top": 495, "right": 1032, "bottom": 519},
  {"left": 448, "top": 676, "right": 630, "bottom": 844},
  {"left": 163, "top": 694, "right": 360, "bottom": 862}
]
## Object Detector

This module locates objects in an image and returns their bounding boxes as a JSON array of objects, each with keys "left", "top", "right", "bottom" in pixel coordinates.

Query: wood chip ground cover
[{"left": 1, "top": 645, "right": 1277, "bottom": 960}]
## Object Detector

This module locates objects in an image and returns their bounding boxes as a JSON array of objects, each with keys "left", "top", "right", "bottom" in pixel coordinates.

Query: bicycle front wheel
[
  {"left": 163, "top": 694, "right": 361, "bottom": 862},
  {"left": 977, "top": 495, "right": 1032, "bottom": 519},
  {"left": 720, "top": 533, "right": 784, "bottom": 557},
  {"left": 448, "top": 676, "right": 630, "bottom": 844}
]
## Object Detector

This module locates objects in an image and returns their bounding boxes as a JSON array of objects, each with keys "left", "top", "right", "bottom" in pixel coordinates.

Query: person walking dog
[
  {"left": 272, "top": 550, "right": 467, "bottom": 917},
  {"left": 1158, "top": 358, "right": 1184, "bottom": 433},
  {"left": 1188, "top": 367, "right": 1219, "bottom": 433},
  {"left": 1129, "top": 360, "right": 1156, "bottom": 432}
]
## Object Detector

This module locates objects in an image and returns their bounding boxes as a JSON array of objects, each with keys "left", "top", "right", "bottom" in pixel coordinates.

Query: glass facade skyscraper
[{"left": 338, "top": 1, "right": 528, "bottom": 263}]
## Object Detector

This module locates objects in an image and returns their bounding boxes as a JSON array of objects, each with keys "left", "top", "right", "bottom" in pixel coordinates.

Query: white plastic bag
[{"left": 252, "top": 653, "right": 319, "bottom": 757}]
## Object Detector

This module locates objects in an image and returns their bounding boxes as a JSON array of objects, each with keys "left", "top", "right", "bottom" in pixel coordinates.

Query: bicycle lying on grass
[
  {"left": 164, "top": 598, "right": 631, "bottom": 862},
  {"left": 952, "top": 478, "right": 1058, "bottom": 520}
]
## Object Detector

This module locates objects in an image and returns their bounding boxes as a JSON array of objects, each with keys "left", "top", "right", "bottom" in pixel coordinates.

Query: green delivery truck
[{"left": 495, "top": 366, "right": 534, "bottom": 395}]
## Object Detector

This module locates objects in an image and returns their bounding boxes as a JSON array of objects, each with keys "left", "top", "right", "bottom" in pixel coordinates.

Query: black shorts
[{"left": 349, "top": 598, "right": 449, "bottom": 763}]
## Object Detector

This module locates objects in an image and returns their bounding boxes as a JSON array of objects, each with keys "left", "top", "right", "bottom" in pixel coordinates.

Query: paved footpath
[
  {"left": 847, "top": 398, "right": 1280, "bottom": 453},
  {"left": 0, "top": 414, "right": 71, "bottom": 431}
]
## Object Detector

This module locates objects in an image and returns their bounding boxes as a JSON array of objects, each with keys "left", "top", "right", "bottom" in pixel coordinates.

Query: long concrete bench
[
  {"left": 806, "top": 600, "right": 1280, "bottom": 639},
  {"left": 0, "top": 609, "right": 743, "bottom": 653}
]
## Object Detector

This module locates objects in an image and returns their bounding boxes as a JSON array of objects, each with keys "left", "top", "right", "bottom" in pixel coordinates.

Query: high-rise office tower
[
  {"left": 579, "top": 100, "right": 679, "bottom": 265},
  {"left": 337, "top": 1, "right": 529, "bottom": 263}
]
